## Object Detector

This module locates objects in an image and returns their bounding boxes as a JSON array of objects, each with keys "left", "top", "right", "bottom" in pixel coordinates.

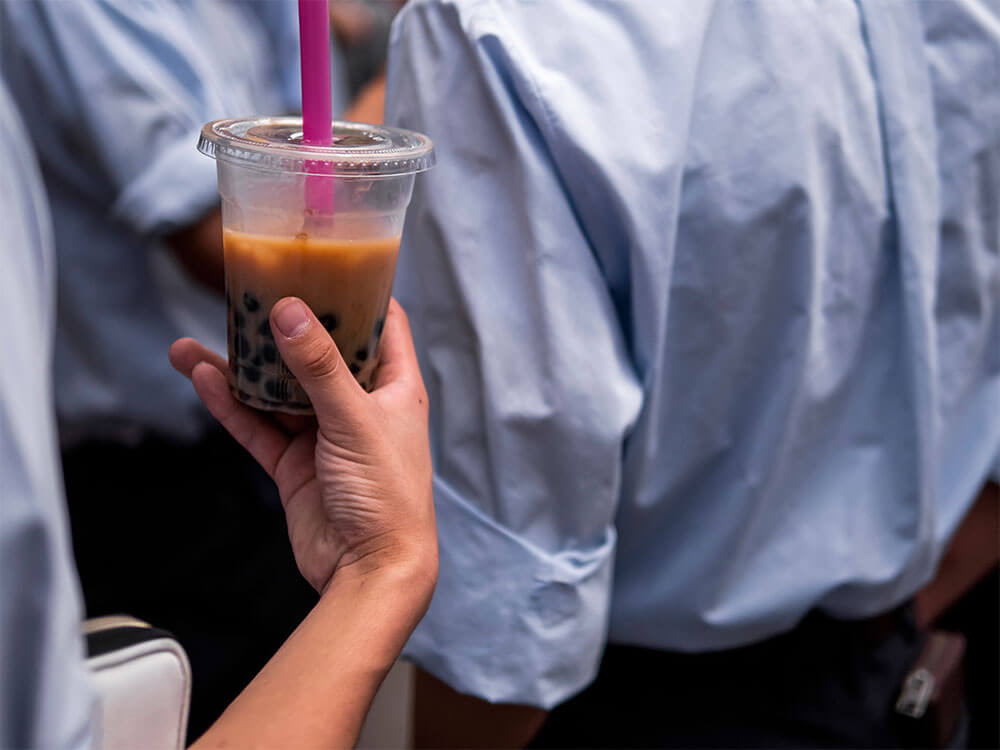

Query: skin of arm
[
  {"left": 164, "top": 209, "right": 226, "bottom": 294},
  {"left": 342, "top": 70, "right": 387, "bottom": 125},
  {"left": 916, "top": 481, "right": 1000, "bottom": 626},
  {"left": 414, "top": 670, "right": 548, "bottom": 749},
  {"left": 194, "top": 557, "right": 434, "bottom": 749},
  {"left": 171, "top": 298, "right": 438, "bottom": 747}
]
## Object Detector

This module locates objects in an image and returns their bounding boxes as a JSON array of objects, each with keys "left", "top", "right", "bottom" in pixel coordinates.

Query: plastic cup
[{"left": 198, "top": 117, "right": 434, "bottom": 413}]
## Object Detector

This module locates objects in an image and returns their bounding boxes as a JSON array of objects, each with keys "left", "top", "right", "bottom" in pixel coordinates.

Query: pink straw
[{"left": 298, "top": 0, "right": 333, "bottom": 217}]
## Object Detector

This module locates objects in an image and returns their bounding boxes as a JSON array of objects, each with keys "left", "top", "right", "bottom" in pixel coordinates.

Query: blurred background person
[
  {"left": 330, "top": 0, "right": 406, "bottom": 116},
  {"left": 0, "top": 74, "right": 95, "bottom": 750},
  {"left": 1, "top": 71, "right": 438, "bottom": 748},
  {"left": 0, "top": 67, "right": 437, "bottom": 748},
  {"left": 385, "top": 0, "right": 1000, "bottom": 747},
  {"left": 0, "top": 0, "right": 381, "bottom": 739}
]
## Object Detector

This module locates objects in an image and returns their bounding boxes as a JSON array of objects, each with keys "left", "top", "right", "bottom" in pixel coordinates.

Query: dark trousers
[
  {"left": 62, "top": 429, "right": 318, "bottom": 742},
  {"left": 530, "top": 607, "right": 926, "bottom": 749}
]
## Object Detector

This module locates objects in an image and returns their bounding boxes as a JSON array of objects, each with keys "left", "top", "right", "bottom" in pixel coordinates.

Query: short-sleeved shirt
[
  {"left": 0, "top": 80, "right": 97, "bottom": 750},
  {"left": 0, "top": 0, "right": 347, "bottom": 443},
  {"left": 386, "top": 0, "right": 1000, "bottom": 707}
]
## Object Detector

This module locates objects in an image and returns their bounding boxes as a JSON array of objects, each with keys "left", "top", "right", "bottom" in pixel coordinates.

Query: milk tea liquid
[{"left": 224, "top": 229, "right": 399, "bottom": 411}]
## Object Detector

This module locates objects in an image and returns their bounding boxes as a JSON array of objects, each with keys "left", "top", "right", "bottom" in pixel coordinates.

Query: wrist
[
  {"left": 327, "top": 541, "right": 438, "bottom": 613},
  {"left": 313, "top": 550, "right": 437, "bottom": 680}
]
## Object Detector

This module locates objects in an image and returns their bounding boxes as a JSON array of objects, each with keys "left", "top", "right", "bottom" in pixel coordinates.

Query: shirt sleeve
[
  {"left": 386, "top": 0, "right": 643, "bottom": 708},
  {"left": 1, "top": 0, "right": 239, "bottom": 236}
]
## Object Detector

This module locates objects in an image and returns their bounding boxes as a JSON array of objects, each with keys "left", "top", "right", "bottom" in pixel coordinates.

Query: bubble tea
[{"left": 198, "top": 118, "right": 434, "bottom": 413}]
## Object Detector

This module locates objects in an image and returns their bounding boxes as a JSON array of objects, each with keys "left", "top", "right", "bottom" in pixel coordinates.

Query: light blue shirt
[
  {"left": 0, "top": 81, "right": 97, "bottom": 750},
  {"left": 0, "top": 0, "right": 347, "bottom": 443},
  {"left": 387, "top": 0, "right": 1000, "bottom": 708}
]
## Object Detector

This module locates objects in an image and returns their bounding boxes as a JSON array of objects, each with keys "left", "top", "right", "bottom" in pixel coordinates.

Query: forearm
[
  {"left": 343, "top": 70, "right": 386, "bottom": 125},
  {"left": 194, "top": 560, "right": 434, "bottom": 749},
  {"left": 916, "top": 481, "right": 999, "bottom": 626},
  {"left": 165, "top": 208, "right": 225, "bottom": 294},
  {"left": 414, "top": 669, "right": 548, "bottom": 749}
]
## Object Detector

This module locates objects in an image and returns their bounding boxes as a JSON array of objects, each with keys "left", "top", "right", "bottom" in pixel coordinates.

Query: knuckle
[
  {"left": 392, "top": 300, "right": 409, "bottom": 325},
  {"left": 408, "top": 377, "right": 430, "bottom": 415},
  {"left": 302, "top": 340, "right": 341, "bottom": 380},
  {"left": 387, "top": 298, "right": 409, "bottom": 330}
]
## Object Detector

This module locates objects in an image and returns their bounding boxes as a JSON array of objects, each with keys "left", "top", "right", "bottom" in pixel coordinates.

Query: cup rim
[{"left": 199, "top": 116, "right": 436, "bottom": 177}]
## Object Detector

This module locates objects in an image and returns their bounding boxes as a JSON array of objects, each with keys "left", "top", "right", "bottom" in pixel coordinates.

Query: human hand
[{"left": 170, "top": 298, "right": 436, "bottom": 598}]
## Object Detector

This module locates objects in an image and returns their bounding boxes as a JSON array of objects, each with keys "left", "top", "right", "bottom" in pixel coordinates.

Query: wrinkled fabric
[
  {"left": 0, "top": 0, "right": 347, "bottom": 442},
  {"left": 0, "top": 81, "right": 97, "bottom": 750},
  {"left": 387, "top": 0, "right": 1000, "bottom": 707}
]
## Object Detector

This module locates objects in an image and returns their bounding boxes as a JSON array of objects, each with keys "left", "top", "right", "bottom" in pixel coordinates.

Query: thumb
[{"left": 270, "top": 297, "right": 364, "bottom": 429}]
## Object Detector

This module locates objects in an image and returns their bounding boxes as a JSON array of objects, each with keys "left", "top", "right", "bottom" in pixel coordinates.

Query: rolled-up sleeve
[
  {"left": 386, "top": 0, "right": 643, "bottom": 707},
  {"left": 0, "top": 1, "right": 264, "bottom": 236},
  {"left": 411, "top": 482, "right": 617, "bottom": 707},
  {"left": 110, "top": 123, "right": 218, "bottom": 236}
]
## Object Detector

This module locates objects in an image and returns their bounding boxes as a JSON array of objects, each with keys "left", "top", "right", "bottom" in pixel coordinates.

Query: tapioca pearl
[
  {"left": 349, "top": 363, "right": 361, "bottom": 376},
  {"left": 251, "top": 354, "right": 263, "bottom": 367},
  {"left": 260, "top": 343, "right": 278, "bottom": 364},
  {"left": 265, "top": 378, "right": 287, "bottom": 400},
  {"left": 258, "top": 319, "right": 274, "bottom": 339},
  {"left": 374, "top": 318, "right": 385, "bottom": 339},
  {"left": 241, "top": 366, "right": 262, "bottom": 384},
  {"left": 355, "top": 348, "right": 368, "bottom": 362},
  {"left": 235, "top": 334, "right": 251, "bottom": 359},
  {"left": 319, "top": 313, "right": 338, "bottom": 332},
  {"left": 242, "top": 291, "right": 260, "bottom": 313},
  {"left": 234, "top": 310, "right": 247, "bottom": 330}
]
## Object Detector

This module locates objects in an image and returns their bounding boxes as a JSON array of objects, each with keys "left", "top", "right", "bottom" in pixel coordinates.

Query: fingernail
[{"left": 273, "top": 298, "right": 310, "bottom": 338}]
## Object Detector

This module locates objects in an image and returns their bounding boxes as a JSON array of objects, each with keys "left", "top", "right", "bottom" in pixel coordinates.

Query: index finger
[
  {"left": 190, "top": 362, "right": 292, "bottom": 482},
  {"left": 371, "top": 299, "right": 423, "bottom": 390},
  {"left": 169, "top": 337, "right": 229, "bottom": 379}
]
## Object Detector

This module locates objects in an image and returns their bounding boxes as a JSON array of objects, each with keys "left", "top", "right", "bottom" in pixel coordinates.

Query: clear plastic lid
[{"left": 198, "top": 116, "right": 435, "bottom": 177}]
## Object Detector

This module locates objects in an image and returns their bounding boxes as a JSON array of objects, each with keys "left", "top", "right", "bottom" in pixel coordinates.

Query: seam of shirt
[{"left": 478, "top": 0, "right": 562, "bottom": 181}]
